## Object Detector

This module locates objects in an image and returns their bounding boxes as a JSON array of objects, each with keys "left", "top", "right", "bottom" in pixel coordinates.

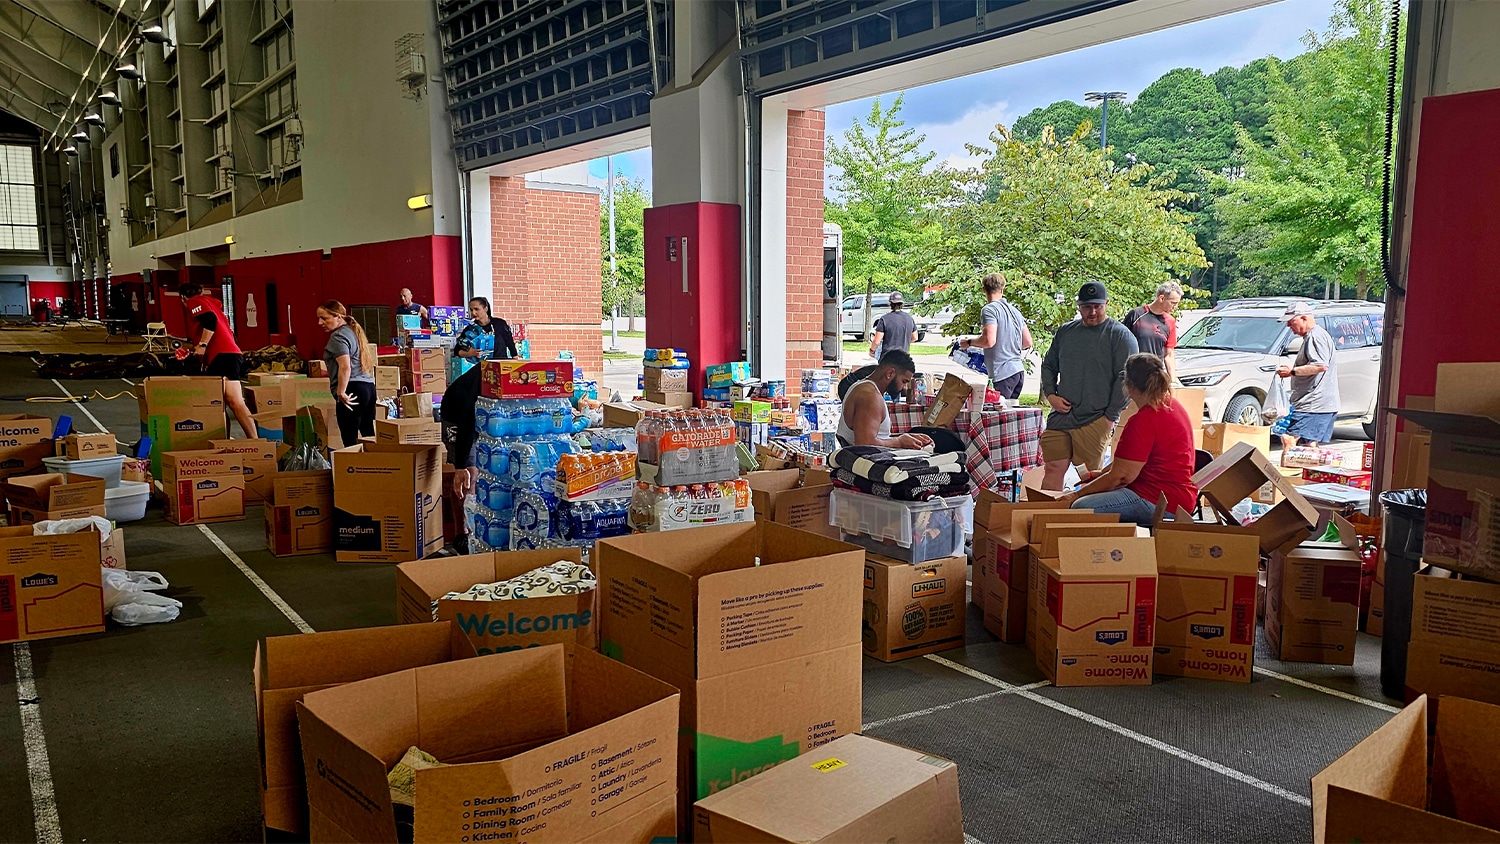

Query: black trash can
[{"left": 1378, "top": 489, "right": 1427, "bottom": 700}]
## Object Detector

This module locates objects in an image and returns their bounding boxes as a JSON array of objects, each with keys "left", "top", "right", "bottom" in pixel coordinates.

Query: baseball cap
[
  {"left": 1077, "top": 282, "right": 1108, "bottom": 305},
  {"left": 888, "top": 291, "right": 904, "bottom": 306},
  {"left": 1279, "top": 302, "right": 1313, "bottom": 321}
]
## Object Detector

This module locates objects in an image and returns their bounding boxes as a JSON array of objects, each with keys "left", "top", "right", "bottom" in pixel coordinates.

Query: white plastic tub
[
  {"left": 42, "top": 454, "right": 125, "bottom": 488},
  {"left": 104, "top": 481, "right": 151, "bottom": 522}
]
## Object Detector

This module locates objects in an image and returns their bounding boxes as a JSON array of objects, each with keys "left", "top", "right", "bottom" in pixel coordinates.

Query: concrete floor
[{"left": 0, "top": 352, "right": 1400, "bottom": 843}]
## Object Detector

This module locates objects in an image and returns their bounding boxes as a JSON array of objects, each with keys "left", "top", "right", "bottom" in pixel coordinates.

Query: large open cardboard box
[
  {"left": 162, "top": 450, "right": 245, "bottom": 525},
  {"left": 1193, "top": 441, "right": 1320, "bottom": 554},
  {"left": 332, "top": 442, "right": 443, "bottom": 563},
  {"left": 1153, "top": 514, "right": 1262, "bottom": 683},
  {"left": 1407, "top": 572, "right": 1500, "bottom": 706},
  {"left": 0, "top": 527, "right": 102, "bottom": 645},
  {"left": 1034, "top": 536, "right": 1157, "bottom": 686},
  {"left": 4, "top": 473, "right": 106, "bottom": 524},
  {"left": 0, "top": 413, "right": 54, "bottom": 478}
]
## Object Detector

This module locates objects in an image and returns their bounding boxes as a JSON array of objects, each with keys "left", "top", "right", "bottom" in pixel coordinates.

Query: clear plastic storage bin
[
  {"left": 104, "top": 481, "right": 151, "bottom": 522},
  {"left": 42, "top": 454, "right": 125, "bottom": 488},
  {"left": 829, "top": 488, "right": 968, "bottom": 564}
]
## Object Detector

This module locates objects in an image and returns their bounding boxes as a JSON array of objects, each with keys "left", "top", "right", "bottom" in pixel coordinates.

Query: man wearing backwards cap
[
  {"left": 1273, "top": 301, "right": 1339, "bottom": 449},
  {"left": 868, "top": 290, "right": 918, "bottom": 359},
  {"left": 1039, "top": 281, "right": 1138, "bottom": 490}
]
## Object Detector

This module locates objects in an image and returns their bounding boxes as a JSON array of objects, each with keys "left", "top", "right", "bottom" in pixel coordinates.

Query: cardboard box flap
[
  {"left": 1311, "top": 695, "right": 1430, "bottom": 844},
  {"left": 295, "top": 700, "right": 399, "bottom": 843},
  {"left": 1390, "top": 407, "right": 1500, "bottom": 438},
  {"left": 3, "top": 473, "right": 106, "bottom": 509},
  {"left": 1035, "top": 523, "right": 1139, "bottom": 560},
  {"left": 992, "top": 503, "right": 1074, "bottom": 545},
  {"left": 1154, "top": 522, "right": 1263, "bottom": 575},
  {"left": 397, "top": 547, "right": 586, "bottom": 605},
  {"left": 1051, "top": 536, "right": 1157, "bottom": 576},
  {"left": 1029, "top": 512, "right": 1120, "bottom": 545},
  {"left": 259, "top": 622, "right": 471, "bottom": 690},
  {"left": 975, "top": 492, "right": 1070, "bottom": 532},
  {"left": 1436, "top": 362, "right": 1500, "bottom": 418},
  {"left": 1432, "top": 696, "right": 1500, "bottom": 831},
  {"left": 745, "top": 468, "right": 801, "bottom": 496},
  {"left": 1324, "top": 785, "right": 1500, "bottom": 844}
]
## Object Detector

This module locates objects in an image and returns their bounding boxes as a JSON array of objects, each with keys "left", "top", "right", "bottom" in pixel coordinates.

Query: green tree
[
  {"left": 1216, "top": 0, "right": 1401, "bottom": 300},
  {"left": 1211, "top": 58, "right": 1280, "bottom": 149},
  {"left": 923, "top": 124, "right": 1207, "bottom": 343},
  {"left": 1118, "top": 68, "right": 1237, "bottom": 201},
  {"left": 600, "top": 176, "right": 649, "bottom": 324},
  {"left": 825, "top": 95, "right": 941, "bottom": 333},
  {"left": 1011, "top": 100, "right": 1100, "bottom": 145}
]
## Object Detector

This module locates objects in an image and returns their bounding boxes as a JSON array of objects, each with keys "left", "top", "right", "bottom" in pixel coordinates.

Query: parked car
[
  {"left": 1173, "top": 298, "right": 1385, "bottom": 439},
  {"left": 839, "top": 293, "right": 953, "bottom": 342}
]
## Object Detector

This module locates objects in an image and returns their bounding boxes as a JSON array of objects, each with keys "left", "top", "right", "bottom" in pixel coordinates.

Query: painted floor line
[
  {"left": 1253, "top": 666, "right": 1400, "bottom": 713},
  {"left": 13, "top": 643, "right": 63, "bottom": 844},
  {"left": 862, "top": 680, "right": 1051, "bottom": 732},
  {"left": 49, "top": 378, "right": 109, "bottom": 435},
  {"left": 924, "top": 654, "right": 1311, "bottom": 807},
  {"left": 197, "top": 525, "right": 315, "bottom": 634},
  {"left": 964, "top": 833, "right": 986, "bottom": 844}
]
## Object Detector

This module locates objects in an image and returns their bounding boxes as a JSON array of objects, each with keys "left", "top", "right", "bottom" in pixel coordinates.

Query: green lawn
[
  {"left": 842, "top": 341, "right": 948, "bottom": 356},
  {"left": 603, "top": 350, "right": 642, "bottom": 360},
  {"left": 607, "top": 330, "right": 645, "bottom": 338}
]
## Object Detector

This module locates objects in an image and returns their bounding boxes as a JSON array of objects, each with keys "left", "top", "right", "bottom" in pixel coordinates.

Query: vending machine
[{"left": 643, "top": 202, "right": 743, "bottom": 397}]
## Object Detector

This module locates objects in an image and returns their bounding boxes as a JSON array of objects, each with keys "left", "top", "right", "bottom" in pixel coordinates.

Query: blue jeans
[{"left": 1072, "top": 488, "right": 1156, "bottom": 526}]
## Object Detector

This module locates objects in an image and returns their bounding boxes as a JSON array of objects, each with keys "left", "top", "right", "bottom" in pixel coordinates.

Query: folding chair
[{"left": 142, "top": 322, "right": 173, "bottom": 355}]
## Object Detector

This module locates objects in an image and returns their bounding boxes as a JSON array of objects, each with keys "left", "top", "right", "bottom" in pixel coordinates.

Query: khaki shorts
[{"left": 1040, "top": 415, "right": 1114, "bottom": 471}]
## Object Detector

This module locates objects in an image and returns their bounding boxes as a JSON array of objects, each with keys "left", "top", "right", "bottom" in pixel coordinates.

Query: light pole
[
  {"left": 1084, "top": 91, "right": 1127, "bottom": 150},
  {"left": 606, "top": 155, "right": 621, "bottom": 352}
]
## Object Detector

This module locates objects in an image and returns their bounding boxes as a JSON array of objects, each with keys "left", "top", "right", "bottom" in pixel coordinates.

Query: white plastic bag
[
  {"left": 34, "top": 516, "right": 112, "bottom": 541},
  {"left": 102, "top": 568, "right": 181, "bottom": 625},
  {"left": 110, "top": 592, "right": 182, "bottom": 626},
  {"left": 1264, "top": 373, "right": 1290, "bottom": 423}
]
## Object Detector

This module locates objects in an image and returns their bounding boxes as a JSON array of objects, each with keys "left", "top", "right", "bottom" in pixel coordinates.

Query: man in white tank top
[{"left": 837, "top": 350, "right": 933, "bottom": 449}]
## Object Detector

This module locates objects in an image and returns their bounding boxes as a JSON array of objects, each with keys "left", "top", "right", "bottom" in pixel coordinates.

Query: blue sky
[{"left": 591, "top": 0, "right": 1338, "bottom": 188}]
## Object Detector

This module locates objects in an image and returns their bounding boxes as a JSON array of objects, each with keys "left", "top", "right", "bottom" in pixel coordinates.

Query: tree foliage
[
  {"left": 1011, "top": 100, "right": 1101, "bottom": 146},
  {"left": 1118, "top": 68, "right": 1237, "bottom": 202},
  {"left": 600, "top": 176, "right": 649, "bottom": 317}
]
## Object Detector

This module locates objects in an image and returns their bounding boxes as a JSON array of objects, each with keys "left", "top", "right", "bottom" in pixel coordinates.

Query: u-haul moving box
[
  {"left": 1034, "top": 536, "right": 1157, "bottom": 687},
  {"left": 862, "top": 554, "right": 965, "bottom": 662},
  {"left": 1152, "top": 517, "right": 1261, "bottom": 683},
  {"left": 0, "top": 527, "right": 102, "bottom": 646}
]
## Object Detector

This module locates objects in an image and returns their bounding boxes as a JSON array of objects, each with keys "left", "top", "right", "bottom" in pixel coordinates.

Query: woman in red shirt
[{"left": 1061, "top": 353, "right": 1198, "bottom": 525}]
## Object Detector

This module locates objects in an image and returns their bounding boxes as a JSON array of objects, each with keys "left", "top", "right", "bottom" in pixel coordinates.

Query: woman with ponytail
[
  {"left": 315, "top": 300, "right": 377, "bottom": 446},
  {"left": 1060, "top": 353, "right": 1198, "bottom": 525}
]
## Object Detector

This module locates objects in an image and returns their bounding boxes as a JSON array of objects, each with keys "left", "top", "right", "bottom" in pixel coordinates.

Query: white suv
[{"left": 1174, "top": 298, "right": 1385, "bottom": 438}]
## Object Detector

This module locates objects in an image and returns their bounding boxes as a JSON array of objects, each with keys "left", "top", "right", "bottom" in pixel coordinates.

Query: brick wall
[
  {"left": 488, "top": 176, "right": 604, "bottom": 379},
  {"left": 785, "top": 109, "right": 826, "bottom": 395}
]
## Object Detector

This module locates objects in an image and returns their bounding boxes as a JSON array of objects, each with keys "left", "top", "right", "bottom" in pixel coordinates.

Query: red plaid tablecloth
[{"left": 888, "top": 403, "right": 1045, "bottom": 495}]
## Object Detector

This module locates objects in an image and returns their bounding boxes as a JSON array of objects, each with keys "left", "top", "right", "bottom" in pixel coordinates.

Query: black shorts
[
  {"left": 204, "top": 353, "right": 246, "bottom": 381},
  {"left": 993, "top": 371, "right": 1025, "bottom": 400}
]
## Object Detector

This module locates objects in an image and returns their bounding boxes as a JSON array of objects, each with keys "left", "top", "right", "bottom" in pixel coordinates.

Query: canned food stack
[{"left": 630, "top": 408, "right": 754, "bottom": 531}]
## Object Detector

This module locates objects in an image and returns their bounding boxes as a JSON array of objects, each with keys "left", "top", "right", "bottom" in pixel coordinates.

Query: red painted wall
[{"left": 28, "top": 281, "right": 74, "bottom": 305}]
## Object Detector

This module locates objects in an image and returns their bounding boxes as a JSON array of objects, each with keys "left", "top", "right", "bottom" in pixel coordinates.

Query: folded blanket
[
  {"left": 830, "top": 446, "right": 962, "bottom": 485},
  {"left": 832, "top": 468, "right": 970, "bottom": 501}
]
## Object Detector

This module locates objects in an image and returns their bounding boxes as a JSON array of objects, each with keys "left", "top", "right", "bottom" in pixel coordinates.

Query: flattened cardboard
[
  {"left": 746, "top": 469, "right": 837, "bottom": 539},
  {"left": 296, "top": 646, "right": 679, "bottom": 844},
  {"left": 331, "top": 443, "right": 443, "bottom": 563},
  {"left": 0, "top": 526, "right": 103, "bottom": 646},
  {"left": 161, "top": 450, "right": 245, "bottom": 525},
  {"left": 254, "top": 622, "right": 478, "bottom": 833},
  {"left": 1265, "top": 516, "right": 1361, "bottom": 665},
  {"left": 396, "top": 547, "right": 597, "bottom": 654},
  {"left": 0, "top": 413, "right": 53, "bottom": 478},
  {"left": 1193, "top": 441, "right": 1319, "bottom": 554},
  {"left": 265, "top": 470, "right": 334, "bottom": 556},
  {"left": 862, "top": 554, "right": 965, "bottom": 661},
  {"left": 1034, "top": 536, "right": 1157, "bottom": 687},
  {"left": 1152, "top": 516, "right": 1261, "bottom": 683},
  {"left": 1407, "top": 573, "right": 1500, "bottom": 706},
  {"left": 693, "top": 734, "right": 962, "bottom": 844}
]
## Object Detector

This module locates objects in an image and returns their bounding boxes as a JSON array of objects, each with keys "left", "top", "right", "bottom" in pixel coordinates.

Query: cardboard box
[
  {"left": 399, "top": 391, "right": 434, "bottom": 420},
  {"left": 706, "top": 361, "right": 753, "bottom": 387},
  {"left": 407, "top": 346, "right": 446, "bottom": 373},
  {"left": 396, "top": 547, "right": 597, "bottom": 655},
  {"left": 1034, "top": 536, "right": 1158, "bottom": 687},
  {"left": 603, "top": 400, "right": 669, "bottom": 429},
  {"left": 264, "top": 470, "right": 334, "bottom": 557},
  {"left": 646, "top": 390, "right": 695, "bottom": 409},
  {"left": 970, "top": 502, "right": 1076, "bottom": 640},
  {"left": 331, "top": 442, "right": 442, "bottom": 563},
  {"left": 0, "top": 526, "right": 103, "bottom": 646},
  {"left": 0, "top": 413, "right": 53, "bottom": 478},
  {"left": 643, "top": 367, "right": 689, "bottom": 394},
  {"left": 1303, "top": 466, "right": 1373, "bottom": 491},
  {"left": 1152, "top": 517, "right": 1262, "bottom": 683},
  {"left": 138, "top": 376, "right": 228, "bottom": 477},
  {"left": 297, "top": 646, "right": 679, "bottom": 844},
  {"left": 1201, "top": 422, "right": 1271, "bottom": 458},
  {"left": 693, "top": 734, "right": 962, "bottom": 843},
  {"left": 4, "top": 473, "right": 107, "bottom": 524},
  {"left": 1193, "top": 441, "right": 1320, "bottom": 554},
  {"left": 1024, "top": 518, "right": 1135, "bottom": 652},
  {"left": 254, "top": 622, "right": 478, "bottom": 833},
  {"left": 923, "top": 374, "right": 973, "bottom": 428},
  {"left": 480, "top": 359, "right": 573, "bottom": 399},
  {"left": 374, "top": 417, "right": 442, "bottom": 446},
  {"left": 162, "top": 450, "right": 245, "bottom": 525},
  {"left": 56, "top": 432, "right": 116, "bottom": 460},
  {"left": 308, "top": 359, "right": 329, "bottom": 379},
  {"left": 405, "top": 368, "right": 447, "bottom": 394},
  {"left": 1264, "top": 516, "right": 1361, "bottom": 664},
  {"left": 596, "top": 523, "right": 863, "bottom": 833},
  {"left": 1390, "top": 430, "right": 1430, "bottom": 490},
  {"left": 207, "top": 438, "right": 279, "bottom": 503},
  {"left": 1312, "top": 695, "right": 1500, "bottom": 844},
  {"left": 283, "top": 404, "right": 339, "bottom": 450},
  {"left": 247, "top": 372, "right": 304, "bottom": 387},
  {"left": 745, "top": 469, "right": 837, "bottom": 539},
  {"left": 246, "top": 383, "right": 290, "bottom": 417},
  {"left": 1406, "top": 572, "right": 1500, "bottom": 706},
  {"left": 374, "top": 365, "right": 401, "bottom": 396},
  {"left": 862, "top": 554, "right": 966, "bottom": 662}
]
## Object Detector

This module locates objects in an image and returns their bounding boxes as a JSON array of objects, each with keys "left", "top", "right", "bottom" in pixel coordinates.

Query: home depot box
[
  {"left": 264, "top": 470, "right": 334, "bottom": 557},
  {"left": 1152, "top": 517, "right": 1262, "bottom": 683},
  {"left": 1201, "top": 422, "right": 1271, "bottom": 458},
  {"left": 374, "top": 417, "right": 442, "bottom": 446},
  {"left": 693, "top": 734, "right": 963, "bottom": 843},
  {"left": 253, "top": 622, "right": 478, "bottom": 833},
  {"left": 207, "top": 438, "right": 279, "bottom": 503},
  {"left": 1034, "top": 536, "right": 1157, "bottom": 687},
  {"left": 297, "top": 646, "right": 679, "bottom": 844},
  {"left": 1264, "top": 516, "right": 1361, "bottom": 664},
  {"left": 162, "top": 450, "right": 245, "bottom": 524},
  {"left": 55, "top": 432, "right": 116, "bottom": 460},
  {"left": 0, "top": 527, "right": 103, "bottom": 646},
  {"left": 138, "top": 376, "right": 228, "bottom": 476},
  {"left": 1193, "top": 441, "right": 1320, "bottom": 553},
  {"left": 596, "top": 522, "right": 864, "bottom": 835},
  {"left": 862, "top": 554, "right": 965, "bottom": 662},
  {"left": 396, "top": 547, "right": 597, "bottom": 655},
  {"left": 1406, "top": 572, "right": 1500, "bottom": 707},
  {"left": 480, "top": 359, "right": 573, "bottom": 399},
  {"left": 4, "top": 474, "right": 106, "bottom": 524},
  {"left": 1312, "top": 695, "right": 1500, "bottom": 844},
  {"left": 0, "top": 413, "right": 53, "bottom": 478},
  {"left": 745, "top": 469, "right": 837, "bottom": 539},
  {"left": 331, "top": 442, "right": 442, "bottom": 563}
]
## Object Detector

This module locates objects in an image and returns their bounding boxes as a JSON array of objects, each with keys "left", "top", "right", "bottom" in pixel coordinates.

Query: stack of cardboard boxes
[
  {"left": 138, "top": 376, "right": 228, "bottom": 476},
  {"left": 403, "top": 348, "right": 447, "bottom": 396}
]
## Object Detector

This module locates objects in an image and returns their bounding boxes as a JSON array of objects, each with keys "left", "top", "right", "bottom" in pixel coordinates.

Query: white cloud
[{"left": 909, "top": 100, "right": 1010, "bottom": 170}]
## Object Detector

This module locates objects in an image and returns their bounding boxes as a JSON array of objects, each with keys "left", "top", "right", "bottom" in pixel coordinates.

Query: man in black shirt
[
  {"left": 1121, "top": 281, "right": 1182, "bottom": 380},
  {"left": 868, "top": 292, "right": 917, "bottom": 359}
]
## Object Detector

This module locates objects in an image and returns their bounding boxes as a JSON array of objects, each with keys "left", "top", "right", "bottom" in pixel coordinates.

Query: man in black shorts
[{"left": 180, "top": 282, "right": 257, "bottom": 437}]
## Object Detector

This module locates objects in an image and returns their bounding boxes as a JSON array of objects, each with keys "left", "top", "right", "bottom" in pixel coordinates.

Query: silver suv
[{"left": 1174, "top": 298, "right": 1385, "bottom": 438}]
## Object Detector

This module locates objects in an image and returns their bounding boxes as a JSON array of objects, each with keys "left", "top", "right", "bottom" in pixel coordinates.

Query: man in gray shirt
[
  {"left": 961, "top": 272, "right": 1033, "bottom": 399},
  {"left": 1040, "top": 281, "right": 1138, "bottom": 488},
  {"left": 1272, "top": 301, "right": 1339, "bottom": 447},
  {"left": 869, "top": 292, "right": 917, "bottom": 358}
]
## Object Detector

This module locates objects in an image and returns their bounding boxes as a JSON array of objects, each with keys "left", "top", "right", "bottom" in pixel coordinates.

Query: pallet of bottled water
[
  {"left": 627, "top": 479, "right": 755, "bottom": 532},
  {"left": 475, "top": 395, "right": 587, "bottom": 438}
]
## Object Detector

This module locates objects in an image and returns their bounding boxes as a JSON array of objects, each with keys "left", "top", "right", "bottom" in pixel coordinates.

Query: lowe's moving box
[
  {"left": 745, "top": 468, "right": 837, "bottom": 539},
  {"left": 1193, "top": 441, "right": 1320, "bottom": 554},
  {"left": 396, "top": 547, "right": 597, "bottom": 655},
  {"left": 971, "top": 501, "right": 1071, "bottom": 641},
  {"left": 862, "top": 554, "right": 965, "bottom": 662},
  {"left": 138, "top": 376, "right": 227, "bottom": 477},
  {"left": 296, "top": 646, "right": 680, "bottom": 844},
  {"left": 1312, "top": 695, "right": 1500, "bottom": 844},
  {"left": 161, "top": 450, "right": 245, "bottom": 525},
  {"left": 1264, "top": 516, "right": 1361, "bottom": 664},
  {"left": 1034, "top": 536, "right": 1158, "bottom": 687},
  {"left": 1406, "top": 572, "right": 1500, "bottom": 706},
  {"left": 0, "top": 527, "right": 103, "bottom": 646},
  {"left": 4, "top": 474, "right": 106, "bottom": 525},
  {"left": 1024, "top": 513, "right": 1125, "bottom": 652},
  {"left": 254, "top": 622, "right": 477, "bottom": 834},
  {"left": 331, "top": 442, "right": 442, "bottom": 563},
  {"left": 265, "top": 470, "right": 334, "bottom": 557},
  {"left": 596, "top": 522, "right": 864, "bottom": 836},
  {"left": 0, "top": 413, "right": 53, "bottom": 478},
  {"left": 1152, "top": 517, "right": 1262, "bottom": 683},
  {"left": 207, "top": 438, "right": 279, "bottom": 503},
  {"left": 693, "top": 734, "right": 963, "bottom": 843}
]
